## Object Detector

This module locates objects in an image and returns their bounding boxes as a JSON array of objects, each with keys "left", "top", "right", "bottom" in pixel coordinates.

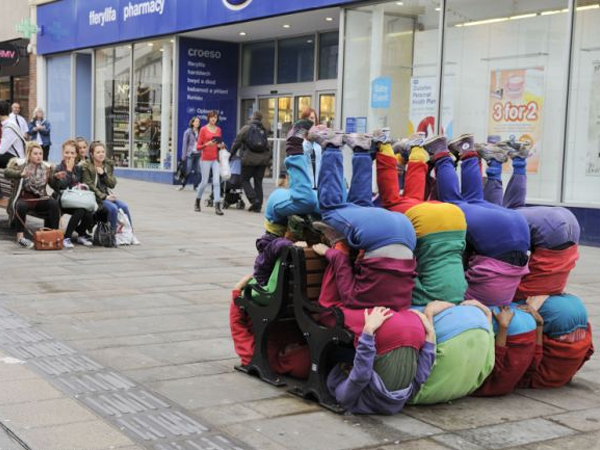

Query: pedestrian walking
[
  {"left": 231, "top": 111, "right": 270, "bottom": 213},
  {"left": 179, "top": 116, "right": 201, "bottom": 191},
  {"left": 194, "top": 111, "right": 224, "bottom": 215}
]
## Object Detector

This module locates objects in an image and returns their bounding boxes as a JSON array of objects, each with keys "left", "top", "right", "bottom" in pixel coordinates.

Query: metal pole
[{"left": 435, "top": 0, "right": 447, "bottom": 135}]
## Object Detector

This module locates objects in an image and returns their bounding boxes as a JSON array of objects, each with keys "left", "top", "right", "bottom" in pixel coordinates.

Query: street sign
[{"left": 16, "top": 18, "right": 39, "bottom": 39}]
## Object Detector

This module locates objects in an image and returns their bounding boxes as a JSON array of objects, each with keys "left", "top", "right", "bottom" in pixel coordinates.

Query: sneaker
[
  {"left": 372, "top": 128, "right": 391, "bottom": 145},
  {"left": 423, "top": 135, "right": 449, "bottom": 156},
  {"left": 63, "top": 238, "right": 75, "bottom": 249},
  {"left": 18, "top": 237, "right": 34, "bottom": 249},
  {"left": 343, "top": 133, "right": 373, "bottom": 152},
  {"left": 177, "top": 186, "right": 185, "bottom": 191},
  {"left": 312, "top": 221, "right": 347, "bottom": 247},
  {"left": 500, "top": 140, "right": 532, "bottom": 160},
  {"left": 287, "top": 119, "right": 314, "bottom": 140},
  {"left": 308, "top": 126, "right": 344, "bottom": 148},
  {"left": 131, "top": 235, "right": 141, "bottom": 246},
  {"left": 76, "top": 236, "right": 93, "bottom": 247},
  {"left": 393, "top": 134, "right": 426, "bottom": 160},
  {"left": 475, "top": 142, "right": 508, "bottom": 164},
  {"left": 448, "top": 134, "right": 475, "bottom": 157}
]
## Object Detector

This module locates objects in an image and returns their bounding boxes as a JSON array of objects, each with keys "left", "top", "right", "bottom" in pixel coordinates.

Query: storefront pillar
[
  {"left": 368, "top": 4, "right": 385, "bottom": 130},
  {"left": 160, "top": 42, "right": 173, "bottom": 169}
]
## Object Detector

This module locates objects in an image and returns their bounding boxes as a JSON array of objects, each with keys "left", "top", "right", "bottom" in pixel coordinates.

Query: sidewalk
[{"left": 1, "top": 178, "right": 600, "bottom": 450}]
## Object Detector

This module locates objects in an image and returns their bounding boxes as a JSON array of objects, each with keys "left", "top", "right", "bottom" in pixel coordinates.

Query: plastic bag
[
  {"left": 115, "top": 208, "right": 134, "bottom": 246},
  {"left": 219, "top": 149, "right": 231, "bottom": 181}
]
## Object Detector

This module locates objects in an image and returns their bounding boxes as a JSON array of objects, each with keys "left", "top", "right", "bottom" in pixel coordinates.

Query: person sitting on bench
[{"left": 327, "top": 307, "right": 435, "bottom": 415}]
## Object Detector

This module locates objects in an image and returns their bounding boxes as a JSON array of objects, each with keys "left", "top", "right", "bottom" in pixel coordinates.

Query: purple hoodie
[
  {"left": 327, "top": 333, "right": 435, "bottom": 415},
  {"left": 253, "top": 233, "right": 293, "bottom": 286}
]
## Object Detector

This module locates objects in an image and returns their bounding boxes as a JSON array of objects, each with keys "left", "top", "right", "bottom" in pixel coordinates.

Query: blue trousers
[
  {"left": 102, "top": 199, "right": 132, "bottom": 231},
  {"left": 265, "top": 155, "right": 318, "bottom": 224},
  {"left": 435, "top": 155, "right": 530, "bottom": 257},
  {"left": 319, "top": 148, "right": 416, "bottom": 252}
]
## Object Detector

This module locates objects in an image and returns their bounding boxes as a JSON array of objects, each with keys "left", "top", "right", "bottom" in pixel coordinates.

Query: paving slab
[
  {"left": 521, "top": 430, "right": 600, "bottom": 450},
  {"left": 0, "top": 398, "right": 97, "bottom": 431}
]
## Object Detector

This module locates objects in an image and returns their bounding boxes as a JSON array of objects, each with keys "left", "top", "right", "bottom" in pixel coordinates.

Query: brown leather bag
[{"left": 33, "top": 228, "right": 64, "bottom": 251}]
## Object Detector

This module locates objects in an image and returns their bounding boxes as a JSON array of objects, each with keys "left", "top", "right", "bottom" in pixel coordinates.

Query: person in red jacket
[{"left": 195, "top": 110, "right": 225, "bottom": 215}]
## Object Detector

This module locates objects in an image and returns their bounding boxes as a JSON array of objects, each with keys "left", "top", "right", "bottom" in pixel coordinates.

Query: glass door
[
  {"left": 258, "top": 97, "right": 276, "bottom": 138},
  {"left": 240, "top": 99, "right": 255, "bottom": 126},
  {"left": 318, "top": 92, "right": 336, "bottom": 128},
  {"left": 277, "top": 96, "right": 293, "bottom": 138},
  {"left": 295, "top": 95, "right": 312, "bottom": 120}
]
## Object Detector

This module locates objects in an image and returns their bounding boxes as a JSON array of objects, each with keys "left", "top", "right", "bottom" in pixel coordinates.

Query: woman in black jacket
[{"left": 49, "top": 139, "right": 95, "bottom": 248}]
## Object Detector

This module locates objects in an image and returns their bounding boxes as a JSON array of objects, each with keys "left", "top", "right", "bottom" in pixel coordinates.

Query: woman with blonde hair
[
  {"left": 4, "top": 142, "right": 60, "bottom": 248},
  {"left": 28, "top": 107, "right": 52, "bottom": 161}
]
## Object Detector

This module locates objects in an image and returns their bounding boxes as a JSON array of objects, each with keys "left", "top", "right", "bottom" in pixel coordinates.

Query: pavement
[{"left": 0, "top": 177, "right": 600, "bottom": 450}]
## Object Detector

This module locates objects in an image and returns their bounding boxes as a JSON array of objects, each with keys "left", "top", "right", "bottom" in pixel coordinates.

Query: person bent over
[
  {"left": 409, "top": 300, "right": 495, "bottom": 405},
  {"left": 327, "top": 307, "right": 435, "bottom": 415},
  {"left": 312, "top": 129, "right": 417, "bottom": 311},
  {"left": 518, "top": 294, "right": 593, "bottom": 389},
  {"left": 375, "top": 131, "right": 467, "bottom": 305},
  {"left": 424, "top": 134, "right": 530, "bottom": 307},
  {"left": 474, "top": 304, "right": 541, "bottom": 396},
  {"left": 480, "top": 141, "right": 580, "bottom": 300}
]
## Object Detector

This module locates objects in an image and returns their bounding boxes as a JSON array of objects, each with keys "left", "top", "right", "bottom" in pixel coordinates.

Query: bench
[
  {"left": 0, "top": 168, "right": 47, "bottom": 226},
  {"left": 234, "top": 244, "right": 354, "bottom": 413}
]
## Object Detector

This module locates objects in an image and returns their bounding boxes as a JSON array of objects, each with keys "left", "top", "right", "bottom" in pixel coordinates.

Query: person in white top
[
  {"left": 9, "top": 103, "right": 29, "bottom": 138},
  {"left": 0, "top": 100, "right": 27, "bottom": 168}
]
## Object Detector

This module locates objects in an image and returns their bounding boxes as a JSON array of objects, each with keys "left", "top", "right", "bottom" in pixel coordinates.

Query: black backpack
[{"left": 244, "top": 124, "right": 269, "bottom": 153}]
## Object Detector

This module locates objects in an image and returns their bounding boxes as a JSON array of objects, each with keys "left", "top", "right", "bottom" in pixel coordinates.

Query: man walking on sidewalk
[{"left": 231, "top": 111, "right": 271, "bottom": 213}]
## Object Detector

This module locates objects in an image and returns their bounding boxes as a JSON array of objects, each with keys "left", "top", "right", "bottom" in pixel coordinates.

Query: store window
[
  {"left": 95, "top": 45, "right": 132, "bottom": 167},
  {"left": 442, "top": 0, "right": 569, "bottom": 203},
  {"left": 319, "top": 31, "right": 338, "bottom": 80},
  {"left": 132, "top": 39, "right": 173, "bottom": 170},
  {"left": 565, "top": 1, "right": 600, "bottom": 205},
  {"left": 319, "top": 93, "right": 336, "bottom": 128},
  {"left": 278, "top": 36, "right": 315, "bottom": 84},
  {"left": 242, "top": 41, "right": 275, "bottom": 87},
  {"left": 13, "top": 76, "right": 29, "bottom": 121},
  {"left": 295, "top": 95, "right": 312, "bottom": 120},
  {"left": 342, "top": 1, "right": 441, "bottom": 135},
  {"left": 47, "top": 55, "right": 72, "bottom": 162}
]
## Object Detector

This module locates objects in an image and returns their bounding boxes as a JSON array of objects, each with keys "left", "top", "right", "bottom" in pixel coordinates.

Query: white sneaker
[
  {"left": 76, "top": 236, "right": 93, "bottom": 247},
  {"left": 177, "top": 186, "right": 185, "bottom": 191},
  {"left": 63, "top": 238, "right": 75, "bottom": 249},
  {"left": 18, "top": 237, "right": 34, "bottom": 249},
  {"left": 131, "top": 235, "right": 141, "bottom": 246}
]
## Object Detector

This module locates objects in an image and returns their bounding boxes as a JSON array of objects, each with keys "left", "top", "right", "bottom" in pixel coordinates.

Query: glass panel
[
  {"left": 319, "top": 93, "right": 336, "bottom": 128},
  {"left": 295, "top": 95, "right": 312, "bottom": 120},
  {"left": 258, "top": 97, "right": 276, "bottom": 138},
  {"left": 47, "top": 55, "right": 72, "bottom": 163},
  {"left": 95, "top": 45, "right": 131, "bottom": 167},
  {"left": 277, "top": 36, "right": 315, "bottom": 84},
  {"left": 13, "top": 76, "right": 29, "bottom": 121},
  {"left": 241, "top": 98, "right": 255, "bottom": 125},
  {"left": 132, "top": 39, "right": 173, "bottom": 170},
  {"left": 75, "top": 54, "right": 92, "bottom": 140},
  {"left": 242, "top": 41, "right": 275, "bottom": 87},
  {"left": 565, "top": 1, "right": 600, "bottom": 205},
  {"left": 278, "top": 96, "right": 293, "bottom": 138},
  {"left": 343, "top": 1, "right": 440, "bottom": 135},
  {"left": 0, "top": 79, "right": 9, "bottom": 101},
  {"left": 319, "top": 31, "right": 339, "bottom": 80},
  {"left": 443, "top": 0, "right": 569, "bottom": 203}
]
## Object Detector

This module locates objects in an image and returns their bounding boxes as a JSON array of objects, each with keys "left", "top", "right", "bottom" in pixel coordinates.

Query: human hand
[
  {"left": 518, "top": 303, "right": 544, "bottom": 326},
  {"left": 526, "top": 295, "right": 549, "bottom": 312},
  {"left": 235, "top": 274, "right": 254, "bottom": 291},
  {"left": 107, "top": 194, "right": 118, "bottom": 202},
  {"left": 493, "top": 306, "right": 515, "bottom": 329},
  {"left": 410, "top": 309, "right": 436, "bottom": 343},
  {"left": 22, "top": 167, "right": 33, "bottom": 178},
  {"left": 461, "top": 299, "right": 493, "bottom": 323},
  {"left": 363, "top": 307, "right": 393, "bottom": 335},
  {"left": 423, "top": 300, "right": 455, "bottom": 320},
  {"left": 294, "top": 241, "right": 308, "bottom": 248},
  {"left": 54, "top": 171, "right": 67, "bottom": 180},
  {"left": 95, "top": 166, "right": 105, "bottom": 175},
  {"left": 312, "top": 243, "right": 330, "bottom": 256}
]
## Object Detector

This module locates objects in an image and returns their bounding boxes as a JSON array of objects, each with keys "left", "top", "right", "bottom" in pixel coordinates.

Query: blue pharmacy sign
[
  {"left": 371, "top": 77, "right": 392, "bottom": 109},
  {"left": 177, "top": 37, "right": 239, "bottom": 160},
  {"left": 37, "top": 0, "right": 359, "bottom": 54}
]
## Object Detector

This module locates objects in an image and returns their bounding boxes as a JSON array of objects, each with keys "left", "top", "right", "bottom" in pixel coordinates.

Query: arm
[
  {"left": 48, "top": 166, "right": 70, "bottom": 192},
  {"left": 81, "top": 163, "right": 107, "bottom": 202},
  {"left": 28, "top": 121, "right": 36, "bottom": 135},
  {"left": 0, "top": 127, "right": 18, "bottom": 157},
  {"left": 103, "top": 162, "right": 117, "bottom": 189},
  {"left": 181, "top": 129, "right": 191, "bottom": 160},
  {"left": 231, "top": 126, "right": 249, "bottom": 156},
  {"left": 412, "top": 341, "right": 436, "bottom": 386},
  {"left": 331, "top": 332, "right": 377, "bottom": 409},
  {"left": 197, "top": 127, "right": 212, "bottom": 151},
  {"left": 39, "top": 121, "right": 51, "bottom": 136}
]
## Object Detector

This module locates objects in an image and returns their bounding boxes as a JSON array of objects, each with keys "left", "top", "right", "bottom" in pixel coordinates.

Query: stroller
[{"left": 205, "top": 157, "right": 245, "bottom": 210}]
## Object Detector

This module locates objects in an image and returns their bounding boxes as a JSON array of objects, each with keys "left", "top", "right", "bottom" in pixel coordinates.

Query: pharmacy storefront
[{"left": 37, "top": 0, "right": 600, "bottom": 243}]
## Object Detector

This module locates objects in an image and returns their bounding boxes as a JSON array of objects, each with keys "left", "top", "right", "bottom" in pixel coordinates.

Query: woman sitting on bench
[{"left": 5, "top": 142, "right": 60, "bottom": 249}]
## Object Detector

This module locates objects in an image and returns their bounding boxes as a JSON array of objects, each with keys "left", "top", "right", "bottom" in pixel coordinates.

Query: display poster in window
[
  {"left": 586, "top": 62, "right": 600, "bottom": 176},
  {"left": 487, "top": 67, "right": 545, "bottom": 174},
  {"left": 408, "top": 76, "right": 453, "bottom": 138},
  {"left": 178, "top": 37, "right": 239, "bottom": 162}
]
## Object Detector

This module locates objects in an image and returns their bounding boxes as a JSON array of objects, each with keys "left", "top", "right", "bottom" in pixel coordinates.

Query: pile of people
[{"left": 230, "top": 119, "right": 593, "bottom": 414}]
